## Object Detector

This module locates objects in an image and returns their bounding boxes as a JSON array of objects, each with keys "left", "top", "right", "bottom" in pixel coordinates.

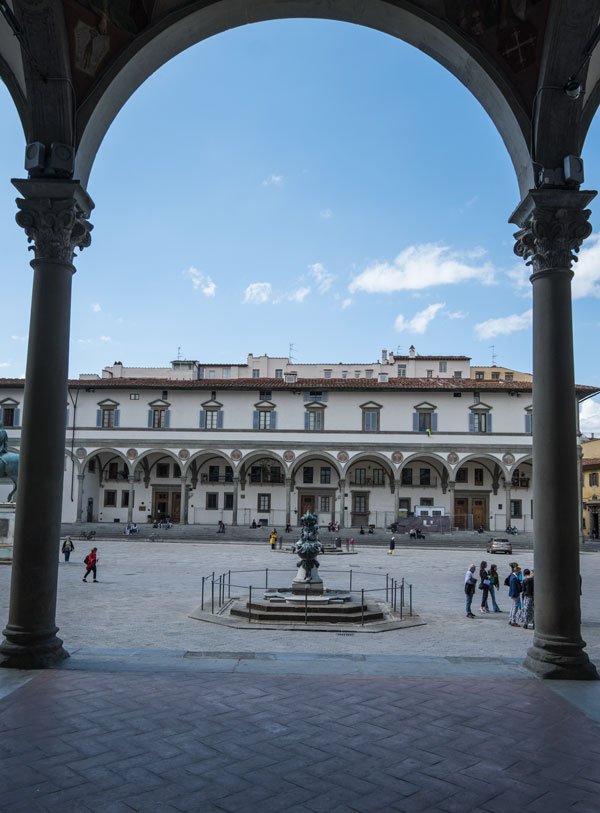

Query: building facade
[
  {"left": 582, "top": 437, "right": 600, "bottom": 539},
  {"left": 3, "top": 350, "right": 595, "bottom": 532}
]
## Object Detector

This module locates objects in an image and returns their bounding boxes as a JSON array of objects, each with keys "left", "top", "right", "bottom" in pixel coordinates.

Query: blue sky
[{"left": 0, "top": 19, "right": 599, "bottom": 431}]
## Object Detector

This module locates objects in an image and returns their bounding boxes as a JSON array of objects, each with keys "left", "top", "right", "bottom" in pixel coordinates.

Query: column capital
[
  {"left": 13, "top": 178, "right": 94, "bottom": 265},
  {"left": 510, "top": 188, "right": 595, "bottom": 277}
]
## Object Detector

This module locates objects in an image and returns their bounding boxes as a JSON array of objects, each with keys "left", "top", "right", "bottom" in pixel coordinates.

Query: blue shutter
[
  {"left": 525, "top": 414, "right": 532, "bottom": 434},
  {"left": 321, "top": 392, "right": 328, "bottom": 402},
  {"left": 486, "top": 414, "right": 492, "bottom": 433},
  {"left": 147, "top": 410, "right": 153, "bottom": 428},
  {"left": 199, "top": 410, "right": 206, "bottom": 429},
  {"left": 96, "top": 409, "right": 102, "bottom": 427},
  {"left": 303, "top": 392, "right": 310, "bottom": 402},
  {"left": 469, "top": 413, "right": 475, "bottom": 433},
  {"left": 253, "top": 410, "right": 259, "bottom": 430},
  {"left": 113, "top": 409, "right": 120, "bottom": 428},
  {"left": 304, "top": 412, "right": 310, "bottom": 430},
  {"left": 14, "top": 408, "right": 20, "bottom": 427},
  {"left": 217, "top": 410, "right": 223, "bottom": 429},
  {"left": 164, "top": 409, "right": 171, "bottom": 429},
  {"left": 431, "top": 413, "right": 438, "bottom": 432},
  {"left": 271, "top": 411, "right": 277, "bottom": 430},
  {"left": 412, "top": 413, "right": 418, "bottom": 432}
]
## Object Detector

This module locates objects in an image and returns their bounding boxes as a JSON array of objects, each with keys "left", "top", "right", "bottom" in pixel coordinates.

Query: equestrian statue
[{"left": 0, "top": 425, "right": 19, "bottom": 502}]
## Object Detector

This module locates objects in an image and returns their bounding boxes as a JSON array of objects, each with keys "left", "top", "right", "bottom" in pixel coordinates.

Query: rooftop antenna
[
  {"left": 489, "top": 345, "right": 497, "bottom": 366},
  {"left": 288, "top": 342, "right": 296, "bottom": 363},
  {"left": 177, "top": 346, "right": 183, "bottom": 361}
]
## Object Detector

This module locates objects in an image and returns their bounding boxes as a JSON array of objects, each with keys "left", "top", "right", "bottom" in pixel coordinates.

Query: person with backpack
[
  {"left": 508, "top": 565, "right": 522, "bottom": 626},
  {"left": 464, "top": 564, "right": 477, "bottom": 618},
  {"left": 83, "top": 547, "right": 99, "bottom": 583}
]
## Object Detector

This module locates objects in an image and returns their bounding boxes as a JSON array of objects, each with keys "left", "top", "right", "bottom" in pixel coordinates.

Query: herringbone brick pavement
[{"left": 1, "top": 667, "right": 599, "bottom": 812}]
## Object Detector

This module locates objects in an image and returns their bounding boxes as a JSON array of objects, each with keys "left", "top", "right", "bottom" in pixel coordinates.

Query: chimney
[
  {"left": 381, "top": 349, "right": 388, "bottom": 363},
  {"left": 408, "top": 345, "right": 416, "bottom": 358}
]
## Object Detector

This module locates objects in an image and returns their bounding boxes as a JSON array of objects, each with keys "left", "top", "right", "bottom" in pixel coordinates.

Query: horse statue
[{"left": 0, "top": 452, "right": 19, "bottom": 502}]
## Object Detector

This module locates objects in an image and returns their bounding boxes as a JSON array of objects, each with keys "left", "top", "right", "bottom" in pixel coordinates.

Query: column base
[
  {"left": 523, "top": 633, "right": 599, "bottom": 680},
  {"left": 0, "top": 626, "right": 70, "bottom": 669}
]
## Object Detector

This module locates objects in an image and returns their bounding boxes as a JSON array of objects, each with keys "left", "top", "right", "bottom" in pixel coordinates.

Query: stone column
[
  {"left": 338, "top": 479, "right": 346, "bottom": 529},
  {"left": 180, "top": 476, "right": 188, "bottom": 525},
  {"left": 285, "top": 478, "right": 292, "bottom": 527},
  {"left": 511, "top": 188, "right": 598, "bottom": 680},
  {"left": 232, "top": 477, "right": 239, "bottom": 526},
  {"left": 127, "top": 477, "right": 135, "bottom": 524},
  {"left": 0, "top": 179, "right": 93, "bottom": 669},
  {"left": 76, "top": 473, "right": 85, "bottom": 523},
  {"left": 393, "top": 479, "right": 400, "bottom": 521},
  {"left": 504, "top": 485, "right": 512, "bottom": 533}
]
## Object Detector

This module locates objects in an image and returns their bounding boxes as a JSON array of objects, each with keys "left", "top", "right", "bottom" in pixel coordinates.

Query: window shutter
[
  {"left": 486, "top": 414, "right": 492, "bottom": 432},
  {"left": 431, "top": 413, "right": 438, "bottom": 432},
  {"left": 164, "top": 409, "right": 171, "bottom": 429},
  {"left": 321, "top": 392, "right": 328, "bottom": 402},
  {"left": 303, "top": 392, "right": 310, "bottom": 402},
  {"left": 271, "top": 411, "right": 277, "bottom": 430},
  {"left": 217, "top": 410, "right": 224, "bottom": 429},
  {"left": 253, "top": 410, "right": 259, "bottom": 430},
  {"left": 412, "top": 413, "right": 419, "bottom": 432},
  {"left": 14, "top": 408, "right": 20, "bottom": 427},
  {"left": 525, "top": 414, "right": 532, "bottom": 434},
  {"left": 113, "top": 409, "right": 120, "bottom": 428},
  {"left": 96, "top": 409, "right": 102, "bottom": 427},
  {"left": 199, "top": 411, "right": 206, "bottom": 429},
  {"left": 304, "top": 412, "right": 310, "bottom": 430},
  {"left": 147, "top": 410, "right": 153, "bottom": 428},
  {"left": 468, "top": 413, "right": 475, "bottom": 433}
]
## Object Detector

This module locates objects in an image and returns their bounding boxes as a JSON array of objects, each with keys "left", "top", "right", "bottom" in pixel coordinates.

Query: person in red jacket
[{"left": 83, "top": 547, "right": 99, "bottom": 583}]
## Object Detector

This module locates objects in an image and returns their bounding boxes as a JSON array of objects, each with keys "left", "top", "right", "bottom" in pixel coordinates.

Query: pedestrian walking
[
  {"left": 269, "top": 529, "right": 278, "bottom": 550},
  {"left": 521, "top": 568, "right": 534, "bottom": 629},
  {"left": 464, "top": 564, "right": 477, "bottom": 618},
  {"left": 508, "top": 566, "right": 522, "bottom": 626},
  {"left": 488, "top": 563, "right": 502, "bottom": 612},
  {"left": 479, "top": 560, "right": 491, "bottom": 613},
  {"left": 388, "top": 536, "right": 396, "bottom": 555},
  {"left": 83, "top": 547, "right": 99, "bottom": 582},
  {"left": 61, "top": 537, "right": 74, "bottom": 562}
]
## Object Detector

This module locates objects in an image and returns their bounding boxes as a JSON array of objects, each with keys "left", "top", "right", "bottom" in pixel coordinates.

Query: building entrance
[{"left": 152, "top": 489, "right": 181, "bottom": 523}]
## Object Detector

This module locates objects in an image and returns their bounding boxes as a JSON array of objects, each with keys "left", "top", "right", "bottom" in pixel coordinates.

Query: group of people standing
[{"left": 464, "top": 560, "right": 534, "bottom": 628}]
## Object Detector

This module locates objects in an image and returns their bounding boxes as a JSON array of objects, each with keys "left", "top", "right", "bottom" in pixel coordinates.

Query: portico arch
[
  {"left": 184, "top": 450, "right": 236, "bottom": 525},
  {"left": 289, "top": 452, "right": 343, "bottom": 526}
]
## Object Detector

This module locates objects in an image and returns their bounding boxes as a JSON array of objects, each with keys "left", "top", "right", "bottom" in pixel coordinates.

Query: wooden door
[
  {"left": 473, "top": 498, "right": 487, "bottom": 530},
  {"left": 171, "top": 492, "right": 181, "bottom": 523},
  {"left": 454, "top": 497, "right": 468, "bottom": 529},
  {"left": 301, "top": 495, "right": 315, "bottom": 514},
  {"left": 153, "top": 491, "right": 169, "bottom": 521}
]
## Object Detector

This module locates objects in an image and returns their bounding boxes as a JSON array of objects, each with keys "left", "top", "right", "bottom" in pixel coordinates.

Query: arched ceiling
[{"left": 1, "top": 0, "right": 600, "bottom": 196}]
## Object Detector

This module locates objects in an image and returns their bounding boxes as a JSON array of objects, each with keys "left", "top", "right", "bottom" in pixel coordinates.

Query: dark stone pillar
[
  {"left": 511, "top": 188, "right": 598, "bottom": 680},
  {"left": 0, "top": 179, "right": 93, "bottom": 669}
]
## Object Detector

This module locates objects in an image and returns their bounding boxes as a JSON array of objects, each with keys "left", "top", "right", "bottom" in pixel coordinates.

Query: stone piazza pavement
[{"left": 2, "top": 533, "right": 600, "bottom": 812}]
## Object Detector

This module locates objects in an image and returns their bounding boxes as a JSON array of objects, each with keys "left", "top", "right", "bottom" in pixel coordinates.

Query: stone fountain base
[{"left": 229, "top": 588, "right": 384, "bottom": 624}]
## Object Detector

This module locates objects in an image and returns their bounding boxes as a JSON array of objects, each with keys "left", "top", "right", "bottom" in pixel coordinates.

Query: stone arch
[
  {"left": 290, "top": 450, "right": 342, "bottom": 480},
  {"left": 75, "top": 1, "right": 532, "bottom": 194},
  {"left": 344, "top": 451, "right": 395, "bottom": 490},
  {"left": 399, "top": 452, "right": 451, "bottom": 483},
  {"left": 184, "top": 449, "right": 235, "bottom": 478},
  {"left": 451, "top": 452, "right": 509, "bottom": 482}
]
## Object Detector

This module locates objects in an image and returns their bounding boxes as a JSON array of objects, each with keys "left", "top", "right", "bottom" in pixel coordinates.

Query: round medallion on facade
[
  {"left": 447, "top": 452, "right": 459, "bottom": 465},
  {"left": 126, "top": 448, "right": 138, "bottom": 460},
  {"left": 502, "top": 453, "right": 515, "bottom": 465},
  {"left": 283, "top": 450, "right": 295, "bottom": 463},
  {"left": 230, "top": 449, "right": 242, "bottom": 461},
  {"left": 178, "top": 449, "right": 190, "bottom": 460},
  {"left": 75, "top": 447, "right": 87, "bottom": 459},
  {"left": 391, "top": 451, "right": 403, "bottom": 464},
  {"left": 337, "top": 451, "right": 349, "bottom": 463}
]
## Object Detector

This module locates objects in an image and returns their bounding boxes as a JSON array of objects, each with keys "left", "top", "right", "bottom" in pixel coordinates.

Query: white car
[{"left": 486, "top": 537, "right": 513, "bottom": 555}]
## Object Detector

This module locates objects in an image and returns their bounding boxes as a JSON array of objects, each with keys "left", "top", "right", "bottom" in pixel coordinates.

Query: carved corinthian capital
[
  {"left": 12, "top": 179, "right": 94, "bottom": 265},
  {"left": 510, "top": 189, "right": 596, "bottom": 276}
]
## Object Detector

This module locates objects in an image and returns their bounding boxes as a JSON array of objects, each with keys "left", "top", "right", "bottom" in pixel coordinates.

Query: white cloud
[
  {"left": 581, "top": 398, "right": 600, "bottom": 435},
  {"left": 341, "top": 298, "right": 352, "bottom": 310},
  {"left": 0, "top": 362, "right": 11, "bottom": 368},
  {"left": 446, "top": 310, "right": 468, "bottom": 320},
  {"left": 349, "top": 243, "right": 495, "bottom": 294},
  {"left": 77, "top": 338, "right": 93, "bottom": 344},
  {"left": 394, "top": 303, "right": 445, "bottom": 334},
  {"left": 186, "top": 266, "right": 216, "bottom": 297},
  {"left": 10, "top": 335, "right": 26, "bottom": 341},
  {"left": 99, "top": 336, "right": 111, "bottom": 342},
  {"left": 91, "top": 302, "right": 101, "bottom": 312},
  {"left": 308, "top": 262, "right": 335, "bottom": 294},
  {"left": 244, "top": 282, "right": 272, "bottom": 304},
  {"left": 475, "top": 309, "right": 532, "bottom": 339},
  {"left": 320, "top": 208, "right": 333, "bottom": 219},
  {"left": 288, "top": 287, "right": 310, "bottom": 303},
  {"left": 572, "top": 233, "right": 600, "bottom": 299},
  {"left": 507, "top": 265, "right": 531, "bottom": 297},
  {"left": 262, "top": 174, "right": 283, "bottom": 187}
]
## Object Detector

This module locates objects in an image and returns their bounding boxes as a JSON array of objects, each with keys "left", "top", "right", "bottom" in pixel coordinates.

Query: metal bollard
[
  {"left": 346, "top": 539, "right": 349, "bottom": 552},
  {"left": 305, "top": 588, "right": 308, "bottom": 625},
  {"left": 401, "top": 577, "right": 405, "bottom": 607},
  {"left": 409, "top": 584, "right": 413, "bottom": 617},
  {"left": 361, "top": 589, "right": 365, "bottom": 626},
  {"left": 265, "top": 567, "right": 269, "bottom": 589},
  {"left": 248, "top": 585, "right": 252, "bottom": 624},
  {"left": 386, "top": 573, "right": 389, "bottom": 603},
  {"left": 228, "top": 570, "right": 231, "bottom": 599},
  {"left": 211, "top": 577, "right": 215, "bottom": 614},
  {"left": 201, "top": 576, "right": 205, "bottom": 611},
  {"left": 399, "top": 583, "right": 402, "bottom": 620},
  {"left": 349, "top": 569, "right": 353, "bottom": 592}
]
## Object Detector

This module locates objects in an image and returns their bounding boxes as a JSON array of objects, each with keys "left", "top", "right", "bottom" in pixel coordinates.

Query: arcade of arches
[{"left": 1, "top": 1, "right": 600, "bottom": 679}]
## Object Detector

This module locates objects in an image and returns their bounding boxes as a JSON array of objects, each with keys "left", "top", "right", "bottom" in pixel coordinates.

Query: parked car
[{"left": 486, "top": 537, "right": 513, "bottom": 555}]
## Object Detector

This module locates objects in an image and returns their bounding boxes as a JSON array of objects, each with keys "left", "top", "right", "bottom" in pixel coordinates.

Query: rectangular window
[
  {"left": 354, "top": 468, "right": 366, "bottom": 485},
  {"left": 373, "top": 468, "right": 385, "bottom": 485},
  {"left": 208, "top": 465, "right": 220, "bottom": 482},
  {"left": 258, "top": 494, "right": 271, "bottom": 513},
  {"left": 259, "top": 390, "right": 272, "bottom": 401},
  {"left": 474, "top": 413, "right": 488, "bottom": 433},
  {"left": 456, "top": 467, "right": 468, "bottom": 483},
  {"left": 590, "top": 473, "right": 599, "bottom": 487},
  {"left": 505, "top": 373, "right": 514, "bottom": 381},
  {"left": 129, "top": 393, "right": 139, "bottom": 400},
  {"left": 221, "top": 368, "right": 231, "bottom": 379},
  {"left": 205, "top": 410, "right": 219, "bottom": 429},
  {"left": 285, "top": 373, "right": 297, "bottom": 383},
  {"left": 206, "top": 493, "right": 218, "bottom": 510},
  {"left": 173, "top": 464, "right": 181, "bottom": 478},
  {"left": 353, "top": 495, "right": 367, "bottom": 513},
  {"left": 510, "top": 499, "right": 522, "bottom": 519},
  {"left": 156, "top": 463, "right": 170, "bottom": 478},
  {"left": 224, "top": 493, "right": 234, "bottom": 510},
  {"left": 365, "top": 370, "right": 373, "bottom": 379},
  {"left": 275, "top": 369, "right": 283, "bottom": 379},
  {"left": 121, "top": 491, "right": 130, "bottom": 508},
  {"left": 225, "top": 466, "right": 233, "bottom": 483},
  {"left": 303, "top": 467, "right": 314, "bottom": 484},
  {"left": 252, "top": 369, "right": 260, "bottom": 378},
  {"left": 398, "top": 365, "right": 406, "bottom": 378},
  {"left": 474, "top": 468, "right": 484, "bottom": 486},
  {"left": 250, "top": 466, "right": 262, "bottom": 483},
  {"left": 104, "top": 490, "right": 117, "bottom": 507},
  {"left": 453, "top": 371, "right": 462, "bottom": 379},
  {"left": 258, "top": 411, "right": 272, "bottom": 430},
  {"left": 475, "top": 371, "right": 484, "bottom": 380},
  {"left": 107, "top": 462, "right": 119, "bottom": 480},
  {"left": 420, "top": 498, "right": 434, "bottom": 506},
  {"left": 401, "top": 469, "right": 413, "bottom": 485},
  {"left": 162, "top": 391, "right": 168, "bottom": 400},
  {"left": 426, "top": 370, "right": 433, "bottom": 378},
  {"left": 362, "top": 410, "right": 380, "bottom": 432},
  {"left": 208, "top": 370, "right": 216, "bottom": 379},
  {"left": 418, "top": 412, "right": 432, "bottom": 432},
  {"left": 319, "top": 496, "right": 330, "bottom": 512},
  {"left": 309, "top": 391, "right": 324, "bottom": 401},
  {"left": 342, "top": 371, "right": 348, "bottom": 379},
  {"left": 152, "top": 408, "right": 166, "bottom": 429},
  {"left": 320, "top": 467, "right": 331, "bottom": 484},
  {"left": 419, "top": 468, "right": 431, "bottom": 486},
  {"left": 324, "top": 370, "right": 332, "bottom": 379},
  {"left": 491, "top": 372, "right": 500, "bottom": 380},
  {"left": 306, "top": 410, "right": 323, "bottom": 431},
  {"left": 439, "top": 361, "right": 447, "bottom": 372},
  {"left": 270, "top": 465, "right": 283, "bottom": 483},
  {"left": 101, "top": 408, "right": 115, "bottom": 428}
]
